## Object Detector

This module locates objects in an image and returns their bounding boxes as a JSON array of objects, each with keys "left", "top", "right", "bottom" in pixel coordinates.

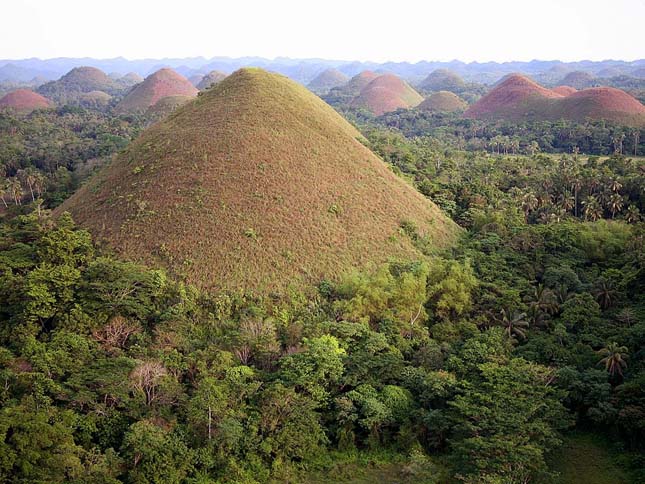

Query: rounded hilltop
[
  {"left": 116, "top": 68, "right": 198, "bottom": 113},
  {"left": 57, "top": 67, "right": 458, "bottom": 294},
  {"left": 196, "top": 70, "right": 228, "bottom": 90},
  {"left": 418, "top": 91, "right": 467, "bottom": 113},
  {"left": 0, "top": 89, "right": 52, "bottom": 113},
  {"left": 307, "top": 68, "right": 349, "bottom": 94},
  {"left": 351, "top": 73, "right": 424, "bottom": 115},
  {"left": 419, "top": 69, "right": 466, "bottom": 92}
]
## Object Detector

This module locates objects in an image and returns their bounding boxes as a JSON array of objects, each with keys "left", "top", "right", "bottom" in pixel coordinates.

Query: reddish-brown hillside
[
  {"left": 418, "top": 91, "right": 467, "bottom": 112},
  {"left": 116, "top": 68, "right": 198, "bottom": 113},
  {"left": 465, "top": 74, "right": 562, "bottom": 119},
  {"left": 0, "top": 89, "right": 52, "bottom": 113},
  {"left": 552, "top": 85, "right": 577, "bottom": 96},
  {"left": 339, "top": 71, "right": 380, "bottom": 96},
  {"left": 351, "top": 74, "right": 423, "bottom": 115},
  {"left": 58, "top": 68, "right": 458, "bottom": 294},
  {"left": 556, "top": 87, "right": 645, "bottom": 124}
]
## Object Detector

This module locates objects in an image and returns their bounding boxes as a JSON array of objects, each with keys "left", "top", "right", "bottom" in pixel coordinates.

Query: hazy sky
[{"left": 3, "top": 0, "right": 644, "bottom": 62}]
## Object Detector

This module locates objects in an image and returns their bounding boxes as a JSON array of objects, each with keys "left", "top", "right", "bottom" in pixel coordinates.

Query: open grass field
[{"left": 549, "top": 433, "right": 631, "bottom": 484}]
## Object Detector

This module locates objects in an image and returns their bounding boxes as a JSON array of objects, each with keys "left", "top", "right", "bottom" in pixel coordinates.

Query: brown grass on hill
[
  {"left": 552, "top": 85, "right": 577, "bottom": 96},
  {"left": 418, "top": 91, "right": 467, "bottom": 113},
  {"left": 58, "top": 68, "right": 458, "bottom": 295},
  {"left": 337, "top": 70, "right": 380, "bottom": 97},
  {"left": 419, "top": 69, "right": 465, "bottom": 91},
  {"left": 196, "top": 71, "right": 228, "bottom": 90},
  {"left": 465, "top": 74, "right": 645, "bottom": 126},
  {"left": 144, "top": 95, "right": 194, "bottom": 124},
  {"left": 351, "top": 74, "right": 423, "bottom": 115},
  {"left": 0, "top": 89, "right": 52, "bottom": 113},
  {"left": 116, "top": 68, "right": 198, "bottom": 113}
]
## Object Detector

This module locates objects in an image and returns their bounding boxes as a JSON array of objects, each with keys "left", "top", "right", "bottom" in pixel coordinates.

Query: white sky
[{"left": 2, "top": 0, "right": 644, "bottom": 62}]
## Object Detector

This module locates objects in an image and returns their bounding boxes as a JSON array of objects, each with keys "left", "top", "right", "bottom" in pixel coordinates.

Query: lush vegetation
[{"left": 0, "top": 81, "right": 644, "bottom": 483}]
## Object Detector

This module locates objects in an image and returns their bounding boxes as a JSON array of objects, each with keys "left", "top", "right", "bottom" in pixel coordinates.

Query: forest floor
[{"left": 549, "top": 432, "right": 631, "bottom": 484}]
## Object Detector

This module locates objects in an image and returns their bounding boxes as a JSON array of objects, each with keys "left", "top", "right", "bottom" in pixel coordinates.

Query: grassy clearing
[{"left": 549, "top": 432, "right": 631, "bottom": 484}]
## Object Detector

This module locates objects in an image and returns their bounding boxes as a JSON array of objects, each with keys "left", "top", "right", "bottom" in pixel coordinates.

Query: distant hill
[
  {"left": 307, "top": 68, "right": 349, "bottom": 94},
  {"left": 115, "top": 68, "right": 198, "bottom": 113},
  {"left": 351, "top": 74, "right": 423, "bottom": 115},
  {"left": 0, "top": 89, "right": 53, "bottom": 113},
  {"left": 417, "top": 91, "right": 467, "bottom": 113},
  {"left": 58, "top": 68, "right": 458, "bottom": 294},
  {"left": 465, "top": 74, "right": 645, "bottom": 125},
  {"left": 115, "top": 72, "right": 144, "bottom": 89},
  {"left": 419, "top": 69, "right": 466, "bottom": 92},
  {"left": 144, "top": 95, "right": 194, "bottom": 124},
  {"left": 559, "top": 71, "right": 595, "bottom": 89},
  {"left": 196, "top": 71, "right": 227, "bottom": 90},
  {"left": 37, "top": 66, "right": 120, "bottom": 103},
  {"left": 77, "top": 90, "right": 112, "bottom": 108}
]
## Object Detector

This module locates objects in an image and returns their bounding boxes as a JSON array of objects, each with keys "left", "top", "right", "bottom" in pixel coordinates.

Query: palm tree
[
  {"left": 608, "top": 193, "right": 624, "bottom": 218},
  {"left": 593, "top": 277, "right": 617, "bottom": 309},
  {"left": 8, "top": 178, "right": 22, "bottom": 205},
  {"left": 498, "top": 309, "right": 529, "bottom": 343},
  {"left": 597, "top": 342, "right": 628, "bottom": 378},
  {"left": 557, "top": 192, "right": 575, "bottom": 213},
  {"left": 624, "top": 205, "right": 641, "bottom": 223},
  {"left": 521, "top": 191, "right": 538, "bottom": 221},
  {"left": 608, "top": 178, "right": 623, "bottom": 193},
  {"left": 0, "top": 179, "right": 9, "bottom": 208},
  {"left": 583, "top": 195, "right": 602, "bottom": 221}
]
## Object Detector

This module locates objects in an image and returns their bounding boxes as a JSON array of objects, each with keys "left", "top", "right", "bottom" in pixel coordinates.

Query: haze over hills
[
  {"left": 57, "top": 68, "right": 458, "bottom": 293},
  {"left": 196, "top": 70, "right": 227, "bottom": 90},
  {"left": 307, "top": 68, "right": 349, "bottom": 94}
]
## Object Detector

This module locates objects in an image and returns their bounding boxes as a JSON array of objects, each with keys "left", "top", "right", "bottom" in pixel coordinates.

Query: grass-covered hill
[
  {"left": 58, "top": 68, "right": 458, "bottom": 294},
  {"left": 0, "top": 88, "right": 52, "bottom": 113},
  {"left": 418, "top": 68, "right": 466, "bottom": 93},
  {"left": 36, "top": 66, "right": 120, "bottom": 103},
  {"left": 196, "top": 70, "right": 228, "bottom": 91},
  {"left": 417, "top": 91, "right": 467, "bottom": 113},
  {"left": 115, "top": 68, "right": 198, "bottom": 113},
  {"left": 307, "top": 68, "right": 349, "bottom": 94},
  {"left": 350, "top": 74, "right": 424, "bottom": 115}
]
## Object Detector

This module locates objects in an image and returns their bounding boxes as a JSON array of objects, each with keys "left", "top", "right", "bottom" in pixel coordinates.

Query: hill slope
[
  {"left": 307, "top": 68, "right": 349, "bottom": 94},
  {"left": 418, "top": 91, "right": 467, "bottom": 112},
  {"left": 116, "top": 68, "right": 198, "bottom": 113},
  {"left": 419, "top": 69, "right": 466, "bottom": 92},
  {"left": 196, "top": 70, "right": 228, "bottom": 90},
  {"left": 0, "top": 89, "right": 52, "bottom": 113},
  {"left": 465, "top": 74, "right": 645, "bottom": 125},
  {"left": 351, "top": 74, "right": 423, "bottom": 115},
  {"left": 552, "top": 85, "right": 577, "bottom": 96},
  {"left": 37, "top": 66, "right": 119, "bottom": 102},
  {"left": 58, "top": 68, "right": 458, "bottom": 294}
]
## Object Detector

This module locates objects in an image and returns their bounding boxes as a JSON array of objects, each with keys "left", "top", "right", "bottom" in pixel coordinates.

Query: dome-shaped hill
[
  {"left": 351, "top": 74, "right": 423, "bottom": 115},
  {"left": 37, "top": 67, "right": 119, "bottom": 102},
  {"left": 560, "top": 71, "right": 595, "bottom": 89},
  {"left": 418, "top": 91, "right": 467, "bottom": 113},
  {"left": 552, "top": 85, "right": 577, "bottom": 96},
  {"left": 337, "top": 71, "right": 379, "bottom": 96},
  {"left": 419, "top": 69, "right": 465, "bottom": 92},
  {"left": 555, "top": 87, "right": 645, "bottom": 125},
  {"left": 465, "top": 74, "right": 562, "bottom": 120},
  {"left": 115, "top": 68, "right": 198, "bottom": 113},
  {"left": 0, "top": 89, "right": 52, "bottom": 113},
  {"left": 57, "top": 68, "right": 458, "bottom": 294},
  {"left": 197, "top": 70, "right": 228, "bottom": 90},
  {"left": 116, "top": 72, "right": 144, "bottom": 89},
  {"left": 307, "top": 68, "right": 349, "bottom": 94}
]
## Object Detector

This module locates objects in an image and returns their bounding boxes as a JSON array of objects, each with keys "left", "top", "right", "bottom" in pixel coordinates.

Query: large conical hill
[{"left": 58, "top": 68, "right": 458, "bottom": 293}]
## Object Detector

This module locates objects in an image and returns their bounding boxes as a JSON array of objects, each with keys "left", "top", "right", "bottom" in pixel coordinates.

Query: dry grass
[
  {"left": 419, "top": 69, "right": 466, "bottom": 91},
  {"left": 116, "top": 68, "right": 198, "bottom": 113},
  {"left": 57, "top": 68, "right": 459, "bottom": 294},
  {"left": 307, "top": 68, "right": 349, "bottom": 93},
  {"left": 0, "top": 89, "right": 52, "bottom": 113},
  {"left": 418, "top": 91, "right": 467, "bottom": 113},
  {"left": 465, "top": 74, "right": 645, "bottom": 126},
  {"left": 351, "top": 74, "right": 424, "bottom": 115}
]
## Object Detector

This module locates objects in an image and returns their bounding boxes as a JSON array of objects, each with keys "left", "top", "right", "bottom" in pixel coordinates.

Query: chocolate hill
[
  {"left": 351, "top": 74, "right": 424, "bottom": 115},
  {"left": 552, "top": 85, "right": 577, "bottom": 96},
  {"left": 0, "top": 89, "right": 52, "bottom": 113},
  {"left": 115, "top": 68, "right": 198, "bottom": 113},
  {"left": 58, "top": 68, "right": 458, "bottom": 294},
  {"left": 418, "top": 91, "right": 467, "bottom": 113},
  {"left": 37, "top": 66, "right": 119, "bottom": 102},
  {"left": 465, "top": 74, "right": 645, "bottom": 126},
  {"left": 196, "top": 71, "right": 228, "bottom": 90},
  {"left": 144, "top": 95, "right": 194, "bottom": 124},
  {"left": 307, "top": 68, "right": 349, "bottom": 94},
  {"left": 419, "top": 69, "right": 466, "bottom": 92},
  {"left": 560, "top": 71, "right": 595, "bottom": 89}
]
